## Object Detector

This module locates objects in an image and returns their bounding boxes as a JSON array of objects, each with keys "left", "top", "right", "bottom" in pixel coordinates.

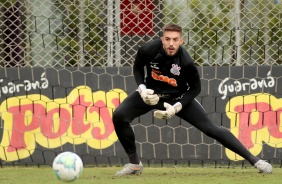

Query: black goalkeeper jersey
[{"left": 133, "top": 39, "right": 201, "bottom": 107}]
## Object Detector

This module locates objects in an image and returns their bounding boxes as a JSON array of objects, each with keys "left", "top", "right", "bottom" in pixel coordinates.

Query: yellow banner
[
  {"left": 226, "top": 93, "right": 282, "bottom": 160},
  {"left": 0, "top": 86, "right": 127, "bottom": 161}
]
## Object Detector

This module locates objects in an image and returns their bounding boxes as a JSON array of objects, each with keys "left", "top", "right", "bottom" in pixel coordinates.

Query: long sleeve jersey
[{"left": 133, "top": 39, "right": 201, "bottom": 107}]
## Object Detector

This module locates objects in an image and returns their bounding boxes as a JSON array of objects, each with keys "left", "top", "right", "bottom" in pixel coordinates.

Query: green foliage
[
  {"left": 54, "top": 0, "right": 105, "bottom": 66},
  {"left": 163, "top": 0, "right": 282, "bottom": 65},
  {"left": 2, "top": 0, "right": 282, "bottom": 66},
  {"left": 1, "top": 0, "right": 18, "bottom": 9}
]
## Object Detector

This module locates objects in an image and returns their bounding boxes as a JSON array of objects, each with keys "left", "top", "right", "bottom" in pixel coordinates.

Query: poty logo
[
  {"left": 0, "top": 86, "right": 127, "bottom": 161},
  {"left": 225, "top": 93, "right": 282, "bottom": 160}
]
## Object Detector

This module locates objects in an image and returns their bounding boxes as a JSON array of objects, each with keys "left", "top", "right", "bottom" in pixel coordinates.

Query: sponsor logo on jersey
[
  {"left": 151, "top": 70, "right": 177, "bottom": 87},
  {"left": 150, "top": 62, "right": 159, "bottom": 69},
  {"left": 170, "top": 64, "right": 181, "bottom": 76}
]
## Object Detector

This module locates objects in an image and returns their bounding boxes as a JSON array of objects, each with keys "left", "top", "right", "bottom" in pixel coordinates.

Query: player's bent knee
[
  {"left": 112, "top": 109, "right": 128, "bottom": 125},
  {"left": 112, "top": 110, "right": 121, "bottom": 125}
]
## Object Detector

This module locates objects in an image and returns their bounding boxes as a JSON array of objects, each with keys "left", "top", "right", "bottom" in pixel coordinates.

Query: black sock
[
  {"left": 247, "top": 154, "right": 260, "bottom": 165},
  {"left": 128, "top": 152, "right": 140, "bottom": 164}
]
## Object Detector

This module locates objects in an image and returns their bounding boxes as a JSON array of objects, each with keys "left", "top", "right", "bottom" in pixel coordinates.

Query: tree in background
[{"left": 163, "top": 0, "right": 282, "bottom": 66}]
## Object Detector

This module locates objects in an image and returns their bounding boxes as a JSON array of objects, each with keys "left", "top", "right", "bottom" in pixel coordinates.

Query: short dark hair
[{"left": 162, "top": 23, "right": 182, "bottom": 34}]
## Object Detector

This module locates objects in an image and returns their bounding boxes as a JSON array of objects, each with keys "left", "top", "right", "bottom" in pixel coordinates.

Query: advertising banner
[{"left": 0, "top": 66, "right": 281, "bottom": 165}]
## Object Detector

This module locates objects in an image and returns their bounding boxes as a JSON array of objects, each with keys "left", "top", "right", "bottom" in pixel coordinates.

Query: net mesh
[{"left": 1, "top": 0, "right": 282, "bottom": 67}]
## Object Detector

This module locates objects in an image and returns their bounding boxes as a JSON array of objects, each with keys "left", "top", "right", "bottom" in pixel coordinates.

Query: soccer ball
[{"left": 52, "top": 152, "right": 83, "bottom": 182}]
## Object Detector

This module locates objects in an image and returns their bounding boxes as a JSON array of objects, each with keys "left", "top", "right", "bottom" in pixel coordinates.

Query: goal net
[{"left": 0, "top": 0, "right": 282, "bottom": 167}]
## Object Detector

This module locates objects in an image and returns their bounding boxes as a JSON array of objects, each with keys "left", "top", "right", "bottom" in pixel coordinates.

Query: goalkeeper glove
[
  {"left": 154, "top": 102, "right": 182, "bottom": 119},
  {"left": 138, "top": 84, "right": 159, "bottom": 105}
]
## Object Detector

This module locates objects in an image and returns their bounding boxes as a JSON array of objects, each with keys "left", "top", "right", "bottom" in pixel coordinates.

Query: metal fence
[{"left": 1, "top": 0, "right": 282, "bottom": 67}]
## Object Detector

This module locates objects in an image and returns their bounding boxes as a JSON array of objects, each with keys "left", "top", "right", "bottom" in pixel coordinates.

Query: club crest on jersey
[{"left": 170, "top": 64, "right": 181, "bottom": 76}]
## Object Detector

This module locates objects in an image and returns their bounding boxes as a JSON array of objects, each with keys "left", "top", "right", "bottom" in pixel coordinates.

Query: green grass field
[{"left": 0, "top": 165, "right": 281, "bottom": 184}]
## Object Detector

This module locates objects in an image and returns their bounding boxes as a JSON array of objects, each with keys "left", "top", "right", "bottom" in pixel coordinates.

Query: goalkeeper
[{"left": 113, "top": 23, "right": 272, "bottom": 176}]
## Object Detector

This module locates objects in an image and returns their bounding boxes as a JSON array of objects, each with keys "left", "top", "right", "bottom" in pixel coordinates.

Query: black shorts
[{"left": 113, "top": 91, "right": 211, "bottom": 128}]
